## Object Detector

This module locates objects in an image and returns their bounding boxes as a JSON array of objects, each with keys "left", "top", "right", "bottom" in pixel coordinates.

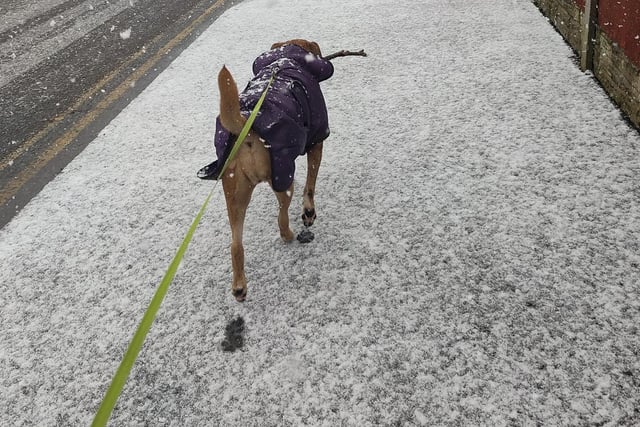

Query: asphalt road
[{"left": 0, "top": 0, "right": 239, "bottom": 228}]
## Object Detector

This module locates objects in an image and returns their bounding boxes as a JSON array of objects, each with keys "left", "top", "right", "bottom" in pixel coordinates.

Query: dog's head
[{"left": 270, "top": 39, "right": 322, "bottom": 57}]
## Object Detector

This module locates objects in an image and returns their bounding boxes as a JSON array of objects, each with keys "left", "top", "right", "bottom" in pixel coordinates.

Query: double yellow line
[{"left": 0, "top": 0, "right": 226, "bottom": 208}]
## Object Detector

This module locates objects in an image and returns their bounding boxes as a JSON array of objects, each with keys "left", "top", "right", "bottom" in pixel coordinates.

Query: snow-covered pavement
[{"left": 2, "top": 0, "right": 640, "bottom": 424}]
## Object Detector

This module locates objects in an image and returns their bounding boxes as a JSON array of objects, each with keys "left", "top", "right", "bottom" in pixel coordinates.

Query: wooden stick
[{"left": 323, "top": 49, "right": 367, "bottom": 61}]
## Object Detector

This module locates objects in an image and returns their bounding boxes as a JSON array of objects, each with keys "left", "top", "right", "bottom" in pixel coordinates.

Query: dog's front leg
[
  {"left": 275, "top": 183, "right": 295, "bottom": 242},
  {"left": 302, "top": 141, "right": 323, "bottom": 227},
  {"left": 222, "top": 169, "right": 255, "bottom": 302}
]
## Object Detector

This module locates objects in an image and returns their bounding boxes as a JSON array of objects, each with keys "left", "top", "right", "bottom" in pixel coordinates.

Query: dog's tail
[{"left": 218, "top": 65, "right": 246, "bottom": 135}]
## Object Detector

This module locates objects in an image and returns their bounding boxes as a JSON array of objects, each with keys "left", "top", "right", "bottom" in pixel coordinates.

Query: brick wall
[
  {"left": 598, "top": 0, "right": 640, "bottom": 68},
  {"left": 534, "top": 0, "right": 640, "bottom": 129},
  {"left": 594, "top": 31, "right": 640, "bottom": 127},
  {"left": 534, "top": 0, "right": 582, "bottom": 52}
]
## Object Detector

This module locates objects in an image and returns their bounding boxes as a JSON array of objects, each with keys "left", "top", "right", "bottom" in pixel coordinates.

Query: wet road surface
[{"left": 0, "top": 0, "right": 239, "bottom": 228}]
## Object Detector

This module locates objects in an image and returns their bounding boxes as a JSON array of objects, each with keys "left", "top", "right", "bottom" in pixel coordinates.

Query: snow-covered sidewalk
[{"left": 2, "top": 0, "right": 640, "bottom": 424}]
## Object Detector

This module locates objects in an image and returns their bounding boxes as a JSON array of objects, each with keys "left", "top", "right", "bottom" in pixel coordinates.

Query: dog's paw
[
  {"left": 302, "top": 208, "right": 316, "bottom": 227},
  {"left": 232, "top": 287, "right": 247, "bottom": 302},
  {"left": 281, "top": 229, "right": 295, "bottom": 242}
]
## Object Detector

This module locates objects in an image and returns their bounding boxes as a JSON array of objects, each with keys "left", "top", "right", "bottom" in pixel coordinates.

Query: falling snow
[
  {"left": 1, "top": 0, "right": 639, "bottom": 426},
  {"left": 119, "top": 28, "right": 132, "bottom": 40}
]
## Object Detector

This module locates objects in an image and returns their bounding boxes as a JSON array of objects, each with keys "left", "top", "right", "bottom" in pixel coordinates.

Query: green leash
[{"left": 92, "top": 71, "right": 275, "bottom": 427}]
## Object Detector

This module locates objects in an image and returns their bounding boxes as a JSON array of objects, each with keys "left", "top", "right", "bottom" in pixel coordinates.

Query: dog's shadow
[{"left": 221, "top": 316, "right": 245, "bottom": 352}]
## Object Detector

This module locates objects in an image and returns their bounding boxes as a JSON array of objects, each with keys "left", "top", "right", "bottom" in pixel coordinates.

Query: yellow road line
[
  {"left": 0, "top": 49, "right": 146, "bottom": 174},
  {"left": 0, "top": 0, "right": 226, "bottom": 206}
]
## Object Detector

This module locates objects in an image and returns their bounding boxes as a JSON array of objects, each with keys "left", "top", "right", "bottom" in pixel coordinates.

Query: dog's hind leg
[
  {"left": 275, "top": 183, "right": 295, "bottom": 242},
  {"left": 302, "top": 141, "right": 323, "bottom": 227},
  {"left": 222, "top": 168, "right": 255, "bottom": 302}
]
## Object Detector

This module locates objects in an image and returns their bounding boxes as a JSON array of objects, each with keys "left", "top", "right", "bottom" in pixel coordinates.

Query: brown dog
[{"left": 210, "top": 39, "right": 334, "bottom": 301}]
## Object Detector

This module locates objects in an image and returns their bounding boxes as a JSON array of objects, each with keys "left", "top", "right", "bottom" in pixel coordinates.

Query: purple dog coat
[{"left": 198, "top": 44, "right": 334, "bottom": 192}]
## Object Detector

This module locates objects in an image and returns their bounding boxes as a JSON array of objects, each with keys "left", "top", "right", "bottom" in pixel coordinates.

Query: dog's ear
[
  {"left": 218, "top": 65, "right": 246, "bottom": 135},
  {"left": 307, "top": 41, "right": 322, "bottom": 57},
  {"left": 270, "top": 39, "right": 322, "bottom": 57}
]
